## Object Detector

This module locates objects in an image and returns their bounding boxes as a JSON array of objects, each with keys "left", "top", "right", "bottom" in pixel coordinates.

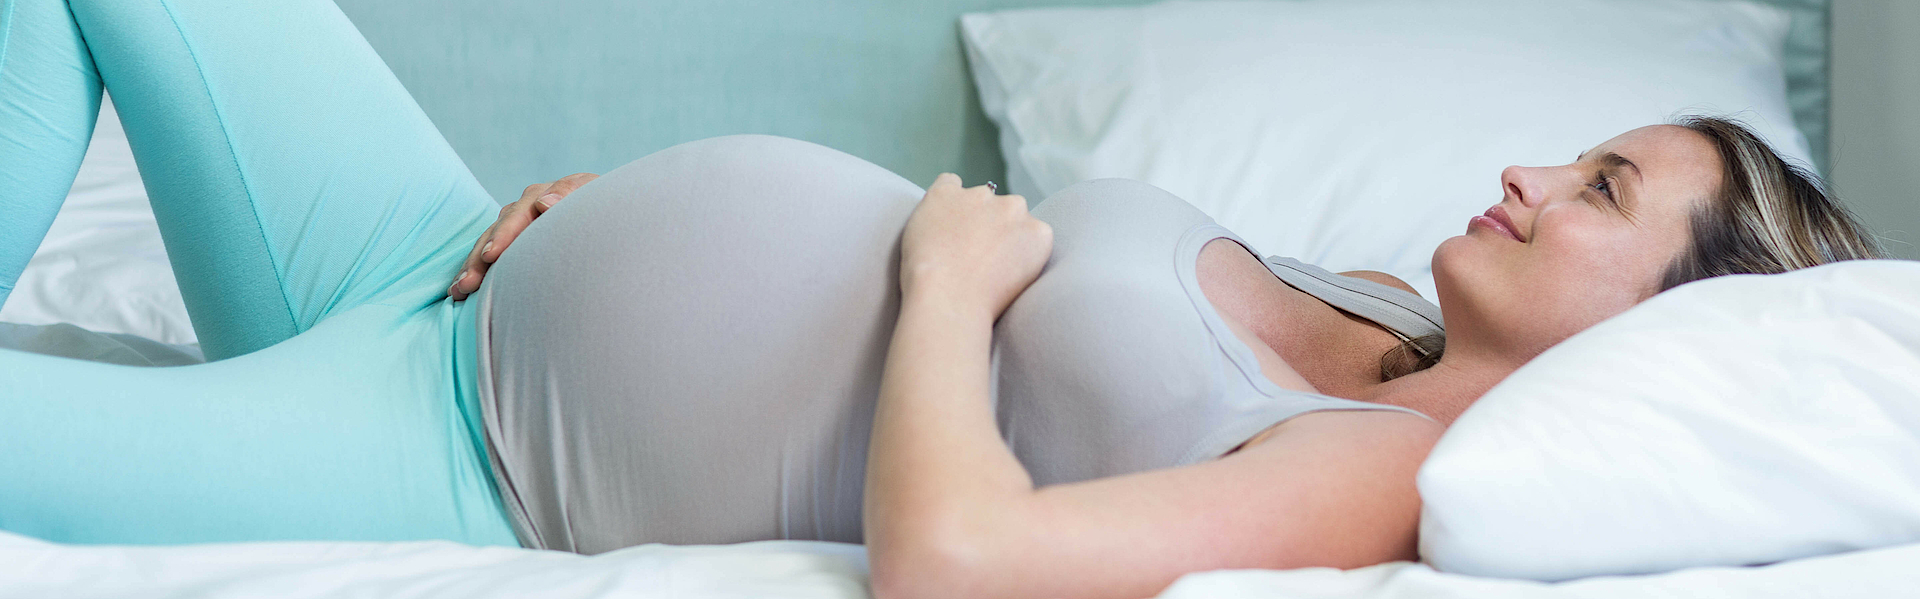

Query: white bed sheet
[
  {"left": 1163, "top": 541, "right": 1920, "bottom": 599},
  {"left": 8, "top": 530, "right": 1917, "bottom": 599},
  {"left": 0, "top": 96, "right": 196, "bottom": 345},
  {"left": 0, "top": 531, "right": 869, "bottom": 599}
]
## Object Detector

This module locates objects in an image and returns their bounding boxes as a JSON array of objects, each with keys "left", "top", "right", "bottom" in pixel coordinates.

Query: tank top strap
[{"left": 1261, "top": 257, "right": 1445, "bottom": 343}]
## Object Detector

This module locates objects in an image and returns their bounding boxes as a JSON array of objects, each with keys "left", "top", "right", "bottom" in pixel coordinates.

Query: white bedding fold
[
  {"left": 1162, "top": 541, "right": 1920, "bottom": 599},
  {"left": 0, "top": 532, "right": 869, "bottom": 599},
  {"left": 9, "top": 529, "right": 1917, "bottom": 599}
]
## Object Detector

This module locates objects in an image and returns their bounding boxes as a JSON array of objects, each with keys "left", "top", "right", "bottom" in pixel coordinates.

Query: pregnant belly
[{"left": 475, "top": 135, "right": 924, "bottom": 552}]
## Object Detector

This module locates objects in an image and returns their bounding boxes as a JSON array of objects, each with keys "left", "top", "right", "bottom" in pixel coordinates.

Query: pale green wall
[
  {"left": 1830, "top": 0, "right": 1920, "bottom": 259},
  {"left": 334, "top": 0, "right": 1833, "bottom": 212},
  {"left": 333, "top": 0, "right": 1152, "bottom": 204}
]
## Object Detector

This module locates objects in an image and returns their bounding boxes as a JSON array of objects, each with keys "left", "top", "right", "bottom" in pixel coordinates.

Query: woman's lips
[{"left": 1469, "top": 207, "right": 1524, "bottom": 242}]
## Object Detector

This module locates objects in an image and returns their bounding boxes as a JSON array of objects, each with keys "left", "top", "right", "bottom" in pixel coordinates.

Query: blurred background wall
[
  {"left": 1831, "top": 0, "right": 1920, "bottom": 259},
  {"left": 331, "top": 0, "right": 1912, "bottom": 261},
  {"left": 329, "top": 0, "right": 1154, "bottom": 204}
]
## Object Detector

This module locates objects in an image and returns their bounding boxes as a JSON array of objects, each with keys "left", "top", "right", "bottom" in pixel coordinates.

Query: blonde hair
[
  {"left": 1659, "top": 116, "right": 1885, "bottom": 291},
  {"left": 1379, "top": 333, "right": 1443, "bottom": 381},
  {"left": 1381, "top": 116, "right": 1886, "bottom": 381}
]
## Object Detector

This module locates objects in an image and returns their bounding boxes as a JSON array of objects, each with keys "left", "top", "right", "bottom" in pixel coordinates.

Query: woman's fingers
[
  {"left": 551, "top": 172, "right": 599, "bottom": 196},
  {"left": 448, "top": 214, "right": 503, "bottom": 300},
  {"left": 512, "top": 181, "right": 553, "bottom": 211},
  {"left": 483, "top": 201, "right": 541, "bottom": 264},
  {"left": 925, "top": 173, "right": 1001, "bottom": 210},
  {"left": 487, "top": 176, "right": 592, "bottom": 261},
  {"left": 930, "top": 172, "right": 963, "bottom": 192},
  {"left": 532, "top": 173, "right": 596, "bottom": 215},
  {"left": 897, "top": 173, "right": 1052, "bottom": 320},
  {"left": 448, "top": 173, "right": 601, "bottom": 300},
  {"left": 450, "top": 183, "right": 545, "bottom": 300}
]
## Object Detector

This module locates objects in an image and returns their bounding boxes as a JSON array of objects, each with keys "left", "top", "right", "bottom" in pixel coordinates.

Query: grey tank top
[
  {"left": 994, "top": 179, "right": 1443, "bottom": 486},
  {"left": 477, "top": 136, "right": 1447, "bottom": 553}
]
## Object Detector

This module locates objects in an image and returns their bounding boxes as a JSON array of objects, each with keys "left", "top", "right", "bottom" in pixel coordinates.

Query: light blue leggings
[{"left": 0, "top": 0, "right": 518, "bottom": 546}]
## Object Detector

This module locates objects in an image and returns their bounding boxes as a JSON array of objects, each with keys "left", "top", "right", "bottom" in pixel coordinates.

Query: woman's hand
[
  {"left": 448, "top": 173, "right": 599, "bottom": 300},
  {"left": 898, "top": 174, "right": 1052, "bottom": 321}
]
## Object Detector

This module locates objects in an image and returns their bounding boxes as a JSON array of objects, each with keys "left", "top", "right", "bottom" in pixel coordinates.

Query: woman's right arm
[
  {"left": 448, "top": 172, "right": 598, "bottom": 300},
  {"left": 865, "top": 174, "right": 1444, "bottom": 599}
]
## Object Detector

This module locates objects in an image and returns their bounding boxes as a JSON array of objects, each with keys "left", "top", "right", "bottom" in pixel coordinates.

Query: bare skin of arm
[{"left": 865, "top": 174, "right": 1443, "bottom": 599}]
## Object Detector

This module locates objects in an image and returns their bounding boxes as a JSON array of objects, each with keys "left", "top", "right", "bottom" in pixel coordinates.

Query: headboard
[{"left": 334, "top": 0, "right": 1830, "bottom": 204}]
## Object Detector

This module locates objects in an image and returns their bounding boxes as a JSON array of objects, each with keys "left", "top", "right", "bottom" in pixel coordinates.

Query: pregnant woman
[{"left": 0, "top": 1, "right": 1882, "bottom": 598}]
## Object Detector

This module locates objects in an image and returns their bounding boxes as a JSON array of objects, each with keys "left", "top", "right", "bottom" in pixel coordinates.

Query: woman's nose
[{"left": 1501, "top": 165, "right": 1546, "bottom": 208}]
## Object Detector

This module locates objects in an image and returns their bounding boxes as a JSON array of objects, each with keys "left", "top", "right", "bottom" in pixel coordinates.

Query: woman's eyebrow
[
  {"left": 1575, "top": 150, "right": 1644, "bottom": 182},
  {"left": 1599, "top": 152, "right": 1643, "bottom": 182}
]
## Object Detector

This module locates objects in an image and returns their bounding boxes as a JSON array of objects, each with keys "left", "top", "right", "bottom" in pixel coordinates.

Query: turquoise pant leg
[
  {"left": 0, "top": 304, "right": 516, "bottom": 546},
  {"left": 0, "top": 0, "right": 101, "bottom": 311},
  {"left": 5, "top": 0, "right": 499, "bottom": 360},
  {"left": 0, "top": 0, "right": 518, "bottom": 546}
]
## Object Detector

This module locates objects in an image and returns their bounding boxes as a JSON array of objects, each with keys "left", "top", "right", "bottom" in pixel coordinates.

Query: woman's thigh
[
  {"left": 0, "top": 305, "right": 517, "bottom": 546},
  {"left": 474, "top": 135, "right": 925, "bottom": 553},
  {"left": 0, "top": 0, "right": 496, "bottom": 361}
]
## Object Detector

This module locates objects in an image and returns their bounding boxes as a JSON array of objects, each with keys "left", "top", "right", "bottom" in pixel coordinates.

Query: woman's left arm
[{"left": 865, "top": 175, "right": 1445, "bottom": 599}]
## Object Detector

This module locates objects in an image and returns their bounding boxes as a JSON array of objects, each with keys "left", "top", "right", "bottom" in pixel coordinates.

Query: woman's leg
[
  {"left": 475, "top": 135, "right": 925, "bottom": 553},
  {"left": 0, "top": 308, "right": 517, "bottom": 546},
  {"left": 0, "top": 0, "right": 495, "bottom": 360},
  {"left": 0, "top": 0, "right": 515, "bottom": 545},
  {"left": 0, "top": 0, "right": 100, "bottom": 315}
]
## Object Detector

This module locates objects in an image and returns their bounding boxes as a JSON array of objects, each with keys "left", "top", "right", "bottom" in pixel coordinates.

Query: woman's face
[{"left": 1432, "top": 125, "right": 1723, "bottom": 362}]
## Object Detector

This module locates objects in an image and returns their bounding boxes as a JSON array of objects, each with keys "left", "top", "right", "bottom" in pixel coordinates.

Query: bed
[{"left": 9, "top": 1, "right": 1920, "bottom": 598}]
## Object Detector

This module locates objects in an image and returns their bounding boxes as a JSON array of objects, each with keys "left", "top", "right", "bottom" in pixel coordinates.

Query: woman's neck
[{"left": 1353, "top": 353, "right": 1516, "bottom": 425}]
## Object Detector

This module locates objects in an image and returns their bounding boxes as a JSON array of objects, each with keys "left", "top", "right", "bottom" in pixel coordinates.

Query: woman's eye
[{"left": 1589, "top": 178, "right": 1616, "bottom": 204}]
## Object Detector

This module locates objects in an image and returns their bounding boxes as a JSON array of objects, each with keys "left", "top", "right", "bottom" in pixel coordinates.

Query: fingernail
[
  {"left": 538, "top": 193, "right": 560, "bottom": 208},
  {"left": 483, "top": 241, "right": 494, "bottom": 257}
]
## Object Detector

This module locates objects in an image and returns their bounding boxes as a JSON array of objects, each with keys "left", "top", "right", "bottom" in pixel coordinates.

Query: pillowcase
[
  {"left": 1418, "top": 260, "right": 1920, "bottom": 580},
  {"left": 0, "top": 96, "right": 198, "bottom": 345},
  {"left": 960, "top": 0, "right": 1808, "bottom": 299}
]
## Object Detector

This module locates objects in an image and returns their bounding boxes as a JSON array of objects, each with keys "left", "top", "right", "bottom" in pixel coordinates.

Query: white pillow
[
  {"left": 0, "top": 96, "right": 197, "bottom": 345},
  {"left": 1418, "top": 260, "right": 1920, "bottom": 581},
  {"left": 961, "top": 0, "right": 1808, "bottom": 300}
]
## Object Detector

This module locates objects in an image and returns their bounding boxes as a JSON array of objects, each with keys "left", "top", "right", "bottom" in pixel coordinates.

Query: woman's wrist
[{"left": 900, "top": 280, "right": 999, "bottom": 329}]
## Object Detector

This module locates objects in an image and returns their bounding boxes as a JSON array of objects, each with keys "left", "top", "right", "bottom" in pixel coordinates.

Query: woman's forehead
[
  {"left": 1590, "top": 125, "right": 1722, "bottom": 202},
  {"left": 1591, "top": 126, "right": 1715, "bottom": 168}
]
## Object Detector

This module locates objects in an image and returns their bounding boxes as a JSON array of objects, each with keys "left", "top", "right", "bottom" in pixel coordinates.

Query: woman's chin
[
  {"left": 1431, "top": 234, "right": 1477, "bottom": 270},
  {"left": 1429, "top": 234, "right": 1492, "bottom": 303}
]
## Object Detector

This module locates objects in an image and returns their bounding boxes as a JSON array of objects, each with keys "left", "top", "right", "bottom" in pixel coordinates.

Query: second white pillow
[{"left": 961, "top": 0, "right": 1809, "bottom": 299}]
